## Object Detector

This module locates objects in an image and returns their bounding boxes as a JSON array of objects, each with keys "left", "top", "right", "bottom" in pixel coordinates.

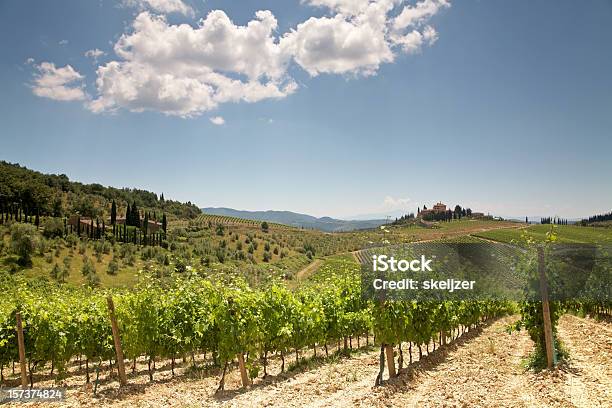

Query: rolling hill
[{"left": 201, "top": 207, "right": 388, "bottom": 232}]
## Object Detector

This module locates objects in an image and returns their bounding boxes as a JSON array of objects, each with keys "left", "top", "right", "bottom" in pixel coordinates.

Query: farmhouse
[
  {"left": 114, "top": 216, "right": 162, "bottom": 233},
  {"left": 418, "top": 202, "right": 447, "bottom": 218},
  {"left": 67, "top": 215, "right": 97, "bottom": 230}
]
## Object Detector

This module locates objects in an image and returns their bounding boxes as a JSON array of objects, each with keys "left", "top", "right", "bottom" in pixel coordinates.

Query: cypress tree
[
  {"left": 132, "top": 201, "right": 140, "bottom": 228},
  {"left": 143, "top": 212, "right": 149, "bottom": 245},
  {"left": 126, "top": 203, "right": 131, "bottom": 227},
  {"left": 162, "top": 213, "right": 167, "bottom": 234},
  {"left": 35, "top": 208, "right": 40, "bottom": 227},
  {"left": 111, "top": 200, "right": 117, "bottom": 226}
]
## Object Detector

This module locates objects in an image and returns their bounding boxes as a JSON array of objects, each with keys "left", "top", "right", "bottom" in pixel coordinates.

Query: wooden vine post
[
  {"left": 15, "top": 312, "right": 28, "bottom": 388},
  {"left": 384, "top": 345, "right": 396, "bottom": 378},
  {"left": 537, "top": 247, "right": 554, "bottom": 368},
  {"left": 237, "top": 353, "right": 249, "bottom": 387},
  {"left": 107, "top": 296, "right": 128, "bottom": 386}
]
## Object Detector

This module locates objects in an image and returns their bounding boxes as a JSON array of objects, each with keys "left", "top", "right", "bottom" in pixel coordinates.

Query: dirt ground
[{"left": 5, "top": 315, "right": 610, "bottom": 407}]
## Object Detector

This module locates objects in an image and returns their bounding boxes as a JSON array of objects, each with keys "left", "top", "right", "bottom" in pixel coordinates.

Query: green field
[{"left": 474, "top": 224, "right": 612, "bottom": 245}]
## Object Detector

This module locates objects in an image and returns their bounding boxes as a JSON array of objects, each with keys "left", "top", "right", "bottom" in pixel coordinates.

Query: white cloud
[
  {"left": 281, "top": 10, "right": 394, "bottom": 77},
  {"left": 88, "top": 11, "right": 297, "bottom": 117},
  {"left": 422, "top": 25, "right": 439, "bottom": 45},
  {"left": 393, "top": 0, "right": 450, "bottom": 31},
  {"left": 84, "top": 48, "right": 106, "bottom": 63},
  {"left": 33, "top": 1, "right": 449, "bottom": 117},
  {"left": 283, "top": 0, "right": 444, "bottom": 76},
  {"left": 209, "top": 116, "right": 225, "bottom": 125},
  {"left": 59, "top": 39, "right": 69, "bottom": 46},
  {"left": 31, "top": 62, "right": 87, "bottom": 102},
  {"left": 383, "top": 196, "right": 411, "bottom": 209},
  {"left": 122, "top": 0, "right": 194, "bottom": 17},
  {"left": 302, "top": 0, "right": 373, "bottom": 15}
]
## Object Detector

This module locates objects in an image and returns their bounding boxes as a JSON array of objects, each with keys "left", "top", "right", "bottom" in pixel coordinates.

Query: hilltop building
[{"left": 418, "top": 202, "right": 447, "bottom": 218}]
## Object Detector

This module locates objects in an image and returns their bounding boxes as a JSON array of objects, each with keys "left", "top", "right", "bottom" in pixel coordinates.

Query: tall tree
[
  {"left": 131, "top": 201, "right": 140, "bottom": 228},
  {"left": 126, "top": 203, "right": 131, "bottom": 226},
  {"left": 162, "top": 213, "right": 167, "bottom": 234},
  {"left": 111, "top": 200, "right": 117, "bottom": 225}
]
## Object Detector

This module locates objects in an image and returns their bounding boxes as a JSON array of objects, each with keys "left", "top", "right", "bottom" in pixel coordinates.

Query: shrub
[
  {"left": 81, "top": 258, "right": 95, "bottom": 276},
  {"left": 235, "top": 250, "right": 246, "bottom": 261},
  {"left": 65, "top": 233, "right": 78, "bottom": 248},
  {"left": 216, "top": 248, "right": 226, "bottom": 263},
  {"left": 216, "top": 224, "right": 225, "bottom": 236},
  {"left": 50, "top": 263, "right": 61, "bottom": 280},
  {"left": 262, "top": 251, "right": 271, "bottom": 262},
  {"left": 107, "top": 259, "right": 119, "bottom": 275},
  {"left": 62, "top": 256, "right": 72, "bottom": 270},
  {"left": 10, "top": 223, "right": 38, "bottom": 266},
  {"left": 43, "top": 218, "right": 64, "bottom": 238},
  {"left": 86, "top": 272, "right": 100, "bottom": 288}
]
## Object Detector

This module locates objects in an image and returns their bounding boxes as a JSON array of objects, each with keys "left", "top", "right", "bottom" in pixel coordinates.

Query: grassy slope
[
  {"left": 474, "top": 224, "right": 612, "bottom": 244},
  {"left": 1, "top": 218, "right": 523, "bottom": 289}
]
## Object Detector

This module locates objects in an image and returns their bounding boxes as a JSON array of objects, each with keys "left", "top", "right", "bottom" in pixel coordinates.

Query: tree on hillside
[
  {"left": 131, "top": 201, "right": 140, "bottom": 227},
  {"left": 143, "top": 212, "right": 149, "bottom": 242},
  {"left": 126, "top": 203, "right": 131, "bottom": 226},
  {"left": 261, "top": 221, "right": 269, "bottom": 233},
  {"left": 454, "top": 205, "right": 462, "bottom": 219},
  {"left": 111, "top": 200, "right": 117, "bottom": 226},
  {"left": 10, "top": 223, "right": 38, "bottom": 266},
  {"left": 162, "top": 213, "right": 167, "bottom": 234}
]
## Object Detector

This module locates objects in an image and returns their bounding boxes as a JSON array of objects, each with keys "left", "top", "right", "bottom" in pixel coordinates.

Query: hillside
[
  {"left": 201, "top": 207, "right": 387, "bottom": 232},
  {"left": 0, "top": 161, "right": 200, "bottom": 220}
]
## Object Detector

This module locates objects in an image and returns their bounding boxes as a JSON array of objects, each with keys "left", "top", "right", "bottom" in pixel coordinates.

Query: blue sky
[{"left": 0, "top": 0, "right": 611, "bottom": 219}]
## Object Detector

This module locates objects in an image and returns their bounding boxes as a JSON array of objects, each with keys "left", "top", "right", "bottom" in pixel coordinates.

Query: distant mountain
[
  {"left": 201, "top": 207, "right": 388, "bottom": 232},
  {"left": 343, "top": 209, "right": 408, "bottom": 221}
]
